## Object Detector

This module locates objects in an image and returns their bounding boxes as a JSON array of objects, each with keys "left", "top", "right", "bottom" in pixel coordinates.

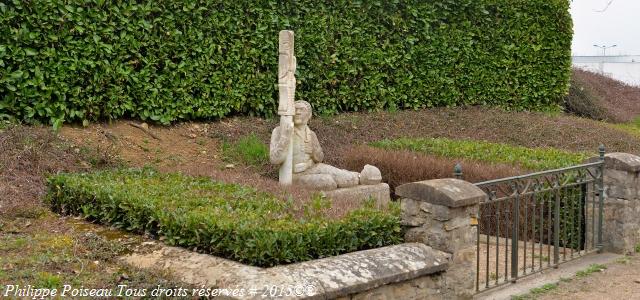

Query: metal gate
[{"left": 472, "top": 147, "right": 605, "bottom": 293}]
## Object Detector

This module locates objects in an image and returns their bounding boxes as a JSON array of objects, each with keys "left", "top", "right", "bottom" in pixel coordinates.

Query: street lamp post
[
  {"left": 593, "top": 44, "right": 617, "bottom": 74},
  {"left": 593, "top": 44, "right": 617, "bottom": 56}
]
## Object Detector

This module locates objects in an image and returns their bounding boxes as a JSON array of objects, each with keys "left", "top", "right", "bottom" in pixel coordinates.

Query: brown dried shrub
[
  {"left": 339, "top": 145, "right": 525, "bottom": 195},
  {"left": 567, "top": 68, "right": 640, "bottom": 123},
  {"left": 564, "top": 72, "right": 611, "bottom": 121}
]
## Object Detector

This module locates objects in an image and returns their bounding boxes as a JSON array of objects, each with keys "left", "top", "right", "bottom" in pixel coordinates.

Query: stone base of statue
[
  {"left": 321, "top": 183, "right": 391, "bottom": 209},
  {"left": 292, "top": 164, "right": 383, "bottom": 190},
  {"left": 292, "top": 163, "right": 360, "bottom": 190},
  {"left": 292, "top": 164, "right": 390, "bottom": 209}
]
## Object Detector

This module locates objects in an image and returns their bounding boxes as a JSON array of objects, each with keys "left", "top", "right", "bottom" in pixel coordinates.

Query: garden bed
[{"left": 45, "top": 168, "right": 402, "bottom": 267}]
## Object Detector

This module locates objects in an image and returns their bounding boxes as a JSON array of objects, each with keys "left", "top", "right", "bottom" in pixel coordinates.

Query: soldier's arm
[{"left": 310, "top": 130, "right": 324, "bottom": 163}]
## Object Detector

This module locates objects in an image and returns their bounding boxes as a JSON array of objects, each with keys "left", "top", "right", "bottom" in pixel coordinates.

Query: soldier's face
[{"left": 293, "top": 104, "right": 311, "bottom": 125}]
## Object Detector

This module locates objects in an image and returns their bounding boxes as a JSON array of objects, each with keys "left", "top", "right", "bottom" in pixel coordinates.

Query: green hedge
[
  {"left": 1, "top": 1, "right": 572, "bottom": 127},
  {"left": 372, "top": 138, "right": 588, "bottom": 171},
  {"left": 45, "top": 168, "right": 402, "bottom": 267}
]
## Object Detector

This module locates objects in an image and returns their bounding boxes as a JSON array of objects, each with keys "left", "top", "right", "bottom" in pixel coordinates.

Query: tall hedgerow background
[{"left": 0, "top": 0, "right": 572, "bottom": 127}]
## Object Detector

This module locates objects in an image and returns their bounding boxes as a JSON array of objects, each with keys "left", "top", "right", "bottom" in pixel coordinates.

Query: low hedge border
[
  {"left": 371, "top": 137, "right": 589, "bottom": 171},
  {"left": 45, "top": 168, "right": 402, "bottom": 267}
]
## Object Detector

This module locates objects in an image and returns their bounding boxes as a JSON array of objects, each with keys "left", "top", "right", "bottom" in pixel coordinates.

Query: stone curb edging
[{"left": 121, "top": 243, "right": 450, "bottom": 299}]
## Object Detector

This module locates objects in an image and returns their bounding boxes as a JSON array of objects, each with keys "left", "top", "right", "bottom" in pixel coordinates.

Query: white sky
[{"left": 571, "top": 0, "right": 640, "bottom": 56}]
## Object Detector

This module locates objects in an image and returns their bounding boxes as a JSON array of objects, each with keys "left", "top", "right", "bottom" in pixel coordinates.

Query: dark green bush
[
  {"left": 1, "top": 0, "right": 572, "bottom": 128},
  {"left": 45, "top": 168, "right": 402, "bottom": 267}
]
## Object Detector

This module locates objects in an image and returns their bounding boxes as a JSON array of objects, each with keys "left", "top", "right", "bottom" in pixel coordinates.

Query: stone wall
[
  {"left": 335, "top": 273, "right": 447, "bottom": 300},
  {"left": 397, "top": 178, "right": 486, "bottom": 299},
  {"left": 122, "top": 243, "right": 452, "bottom": 300},
  {"left": 589, "top": 152, "right": 640, "bottom": 254}
]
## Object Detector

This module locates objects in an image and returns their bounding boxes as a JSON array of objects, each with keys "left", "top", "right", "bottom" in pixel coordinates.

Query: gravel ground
[{"left": 535, "top": 253, "right": 640, "bottom": 300}]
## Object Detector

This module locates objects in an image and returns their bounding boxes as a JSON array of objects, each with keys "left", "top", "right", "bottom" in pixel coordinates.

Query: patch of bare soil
[
  {"left": 59, "top": 121, "right": 282, "bottom": 194},
  {"left": 537, "top": 254, "right": 640, "bottom": 300},
  {"left": 0, "top": 126, "right": 95, "bottom": 215},
  {"left": 59, "top": 121, "right": 220, "bottom": 173}
]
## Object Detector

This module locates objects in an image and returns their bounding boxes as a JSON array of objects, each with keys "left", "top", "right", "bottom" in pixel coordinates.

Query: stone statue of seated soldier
[{"left": 270, "top": 100, "right": 382, "bottom": 191}]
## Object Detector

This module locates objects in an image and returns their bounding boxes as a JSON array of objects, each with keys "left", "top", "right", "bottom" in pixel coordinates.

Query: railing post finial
[{"left": 454, "top": 163, "right": 463, "bottom": 180}]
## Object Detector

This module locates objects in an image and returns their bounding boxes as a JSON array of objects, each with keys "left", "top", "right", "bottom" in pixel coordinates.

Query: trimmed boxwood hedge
[
  {"left": 372, "top": 138, "right": 589, "bottom": 171},
  {"left": 1, "top": 1, "right": 572, "bottom": 127},
  {"left": 45, "top": 168, "right": 402, "bottom": 267}
]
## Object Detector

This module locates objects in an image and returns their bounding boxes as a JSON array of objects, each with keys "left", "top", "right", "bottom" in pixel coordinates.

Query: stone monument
[
  {"left": 269, "top": 30, "right": 390, "bottom": 207},
  {"left": 275, "top": 30, "right": 296, "bottom": 186}
]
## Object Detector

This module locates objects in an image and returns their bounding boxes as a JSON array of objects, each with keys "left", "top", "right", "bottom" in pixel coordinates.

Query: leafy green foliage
[
  {"left": 1, "top": 0, "right": 572, "bottom": 127},
  {"left": 35, "top": 272, "right": 62, "bottom": 289},
  {"left": 221, "top": 134, "right": 269, "bottom": 167},
  {"left": 511, "top": 283, "right": 558, "bottom": 300},
  {"left": 371, "top": 137, "right": 588, "bottom": 171},
  {"left": 575, "top": 264, "right": 606, "bottom": 278},
  {"left": 45, "top": 168, "right": 402, "bottom": 267},
  {"left": 616, "top": 256, "right": 631, "bottom": 264}
]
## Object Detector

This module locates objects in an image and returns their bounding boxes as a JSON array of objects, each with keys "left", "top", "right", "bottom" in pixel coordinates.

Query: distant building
[
  {"left": 572, "top": 56, "right": 640, "bottom": 87},
  {"left": 572, "top": 55, "right": 640, "bottom": 63}
]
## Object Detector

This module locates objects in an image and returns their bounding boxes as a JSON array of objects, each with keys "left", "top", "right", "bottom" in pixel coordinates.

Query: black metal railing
[{"left": 471, "top": 146, "right": 605, "bottom": 293}]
